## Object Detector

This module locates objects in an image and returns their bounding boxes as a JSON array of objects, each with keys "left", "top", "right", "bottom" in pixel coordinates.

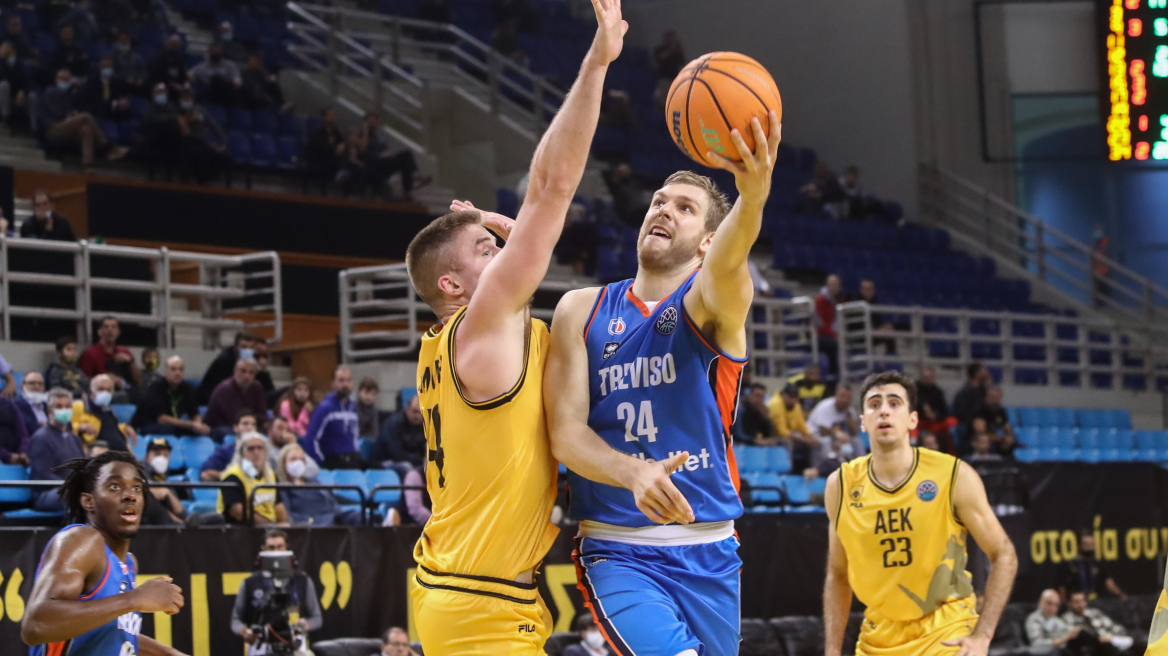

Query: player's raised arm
[
  {"left": 544, "top": 289, "right": 694, "bottom": 525},
  {"left": 685, "top": 113, "right": 781, "bottom": 347},
  {"left": 822, "top": 470, "right": 854, "bottom": 656},
  {"left": 464, "top": 0, "right": 626, "bottom": 322},
  {"left": 942, "top": 462, "right": 1018, "bottom": 656}
]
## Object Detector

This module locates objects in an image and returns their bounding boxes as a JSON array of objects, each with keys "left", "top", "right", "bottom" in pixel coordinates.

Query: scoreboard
[{"left": 1101, "top": 0, "right": 1168, "bottom": 161}]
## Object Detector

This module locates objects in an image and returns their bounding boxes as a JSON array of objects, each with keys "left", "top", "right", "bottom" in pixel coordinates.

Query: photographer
[{"left": 231, "top": 529, "right": 323, "bottom": 655}]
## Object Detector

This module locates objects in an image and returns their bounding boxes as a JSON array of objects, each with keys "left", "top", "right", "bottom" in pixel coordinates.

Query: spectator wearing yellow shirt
[
  {"left": 767, "top": 384, "right": 819, "bottom": 470},
  {"left": 787, "top": 363, "right": 830, "bottom": 414}
]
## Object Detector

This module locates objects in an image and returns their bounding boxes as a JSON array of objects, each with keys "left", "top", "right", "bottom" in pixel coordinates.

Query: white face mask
[
  {"left": 93, "top": 391, "right": 113, "bottom": 407},
  {"left": 583, "top": 630, "right": 606, "bottom": 649},
  {"left": 23, "top": 389, "right": 46, "bottom": 404},
  {"left": 838, "top": 443, "right": 855, "bottom": 459},
  {"left": 241, "top": 459, "right": 259, "bottom": 479},
  {"left": 150, "top": 455, "right": 169, "bottom": 475},
  {"left": 285, "top": 459, "right": 307, "bottom": 479}
]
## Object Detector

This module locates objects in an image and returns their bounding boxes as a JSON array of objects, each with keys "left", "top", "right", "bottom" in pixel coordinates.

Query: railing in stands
[
  {"left": 0, "top": 238, "right": 282, "bottom": 348},
  {"left": 746, "top": 296, "right": 820, "bottom": 380},
  {"left": 919, "top": 163, "right": 1168, "bottom": 324}
]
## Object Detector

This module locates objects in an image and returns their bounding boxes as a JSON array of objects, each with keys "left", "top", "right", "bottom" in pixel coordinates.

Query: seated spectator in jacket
[
  {"left": 203, "top": 357, "right": 268, "bottom": 438},
  {"left": 198, "top": 331, "right": 255, "bottom": 404},
  {"left": 39, "top": 69, "right": 126, "bottom": 170},
  {"left": 0, "top": 351, "right": 14, "bottom": 398},
  {"left": 602, "top": 162, "right": 648, "bottom": 227},
  {"left": 386, "top": 463, "right": 430, "bottom": 527},
  {"left": 5, "top": 16, "right": 37, "bottom": 64},
  {"left": 0, "top": 41, "right": 34, "bottom": 130},
  {"left": 132, "top": 355, "right": 209, "bottom": 436},
  {"left": 175, "top": 87, "right": 228, "bottom": 183},
  {"left": 199, "top": 410, "right": 258, "bottom": 480},
  {"left": 251, "top": 340, "right": 275, "bottom": 396},
  {"left": 976, "top": 386, "right": 1016, "bottom": 455},
  {"left": 94, "top": 0, "right": 135, "bottom": 41},
  {"left": 554, "top": 202, "right": 599, "bottom": 276},
  {"left": 814, "top": 274, "right": 842, "bottom": 375},
  {"left": 15, "top": 371, "right": 48, "bottom": 435},
  {"left": 1063, "top": 533, "right": 1127, "bottom": 601},
  {"left": 806, "top": 385, "right": 862, "bottom": 469},
  {"left": 29, "top": 388, "right": 86, "bottom": 511},
  {"left": 0, "top": 394, "right": 29, "bottom": 465},
  {"left": 111, "top": 31, "right": 146, "bottom": 93},
  {"left": 372, "top": 394, "right": 425, "bottom": 476},
  {"left": 788, "top": 363, "right": 830, "bottom": 414},
  {"left": 1026, "top": 589, "right": 1082, "bottom": 651},
  {"left": 953, "top": 362, "right": 992, "bottom": 437},
  {"left": 189, "top": 43, "right": 240, "bottom": 106},
  {"left": 733, "top": 383, "right": 781, "bottom": 446},
  {"left": 239, "top": 52, "right": 282, "bottom": 109},
  {"left": 45, "top": 335, "right": 89, "bottom": 398},
  {"left": 357, "top": 112, "right": 424, "bottom": 201},
  {"left": 55, "top": 0, "right": 101, "bottom": 43},
  {"left": 82, "top": 56, "right": 131, "bottom": 122},
  {"left": 217, "top": 431, "right": 289, "bottom": 525},
  {"left": 72, "top": 374, "right": 136, "bottom": 451},
  {"left": 652, "top": 28, "right": 684, "bottom": 110},
  {"left": 1063, "top": 591, "right": 1135, "bottom": 653},
  {"left": 796, "top": 161, "right": 840, "bottom": 215},
  {"left": 963, "top": 426, "right": 1002, "bottom": 464},
  {"left": 489, "top": 20, "right": 525, "bottom": 65},
  {"left": 356, "top": 378, "right": 380, "bottom": 440},
  {"left": 79, "top": 316, "right": 140, "bottom": 395},
  {"left": 768, "top": 383, "right": 817, "bottom": 471},
  {"left": 915, "top": 366, "right": 956, "bottom": 441},
  {"left": 375, "top": 626, "right": 420, "bottom": 656},
  {"left": 21, "top": 188, "right": 76, "bottom": 240},
  {"left": 50, "top": 25, "right": 89, "bottom": 78},
  {"left": 337, "top": 126, "right": 369, "bottom": 197},
  {"left": 140, "top": 437, "right": 188, "bottom": 526},
  {"left": 279, "top": 378, "right": 314, "bottom": 437},
  {"left": 215, "top": 21, "right": 248, "bottom": 64},
  {"left": 859, "top": 279, "right": 896, "bottom": 355},
  {"left": 564, "top": 614, "right": 616, "bottom": 656},
  {"left": 142, "top": 81, "right": 180, "bottom": 152},
  {"left": 276, "top": 443, "right": 362, "bottom": 526},
  {"left": 304, "top": 106, "right": 345, "bottom": 180},
  {"left": 147, "top": 35, "right": 187, "bottom": 100},
  {"left": 138, "top": 347, "right": 162, "bottom": 390},
  {"left": 301, "top": 366, "right": 361, "bottom": 469}
]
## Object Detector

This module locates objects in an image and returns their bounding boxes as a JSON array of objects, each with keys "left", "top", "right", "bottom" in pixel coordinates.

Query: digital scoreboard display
[{"left": 1101, "top": 0, "right": 1168, "bottom": 161}]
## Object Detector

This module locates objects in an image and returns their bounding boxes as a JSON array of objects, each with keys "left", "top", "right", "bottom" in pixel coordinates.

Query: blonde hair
[
  {"left": 662, "top": 171, "right": 731, "bottom": 232},
  {"left": 405, "top": 210, "right": 483, "bottom": 310},
  {"left": 275, "top": 443, "right": 306, "bottom": 482}
]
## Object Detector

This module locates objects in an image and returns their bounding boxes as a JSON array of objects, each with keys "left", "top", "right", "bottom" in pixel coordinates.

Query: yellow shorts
[
  {"left": 411, "top": 575, "right": 551, "bottom": 656},
  {"left": 856, "top": 596, "right": 978, "bottom": 656}
]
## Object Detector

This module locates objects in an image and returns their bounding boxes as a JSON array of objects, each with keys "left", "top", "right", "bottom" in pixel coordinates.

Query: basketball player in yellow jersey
[
  {"left": 402, "top": 1, "right": 628, "bottom": 653},
  {"left": 824, "top": 371, "right": 1019, "bottom": 656}
]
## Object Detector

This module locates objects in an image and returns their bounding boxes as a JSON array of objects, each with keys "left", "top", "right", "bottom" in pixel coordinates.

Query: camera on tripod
[{"left": 250, "top": 550, "right": 306, "bottom": 656}]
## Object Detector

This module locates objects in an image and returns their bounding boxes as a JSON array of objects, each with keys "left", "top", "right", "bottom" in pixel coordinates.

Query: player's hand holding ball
[
  {"left": 132, "top": 576, "right": 185, "bottom": 615},
  {"left": 588, "top": 0, "right": 627, "bottom": 67},
  {"left": 708, "top": 112, "right": 781, "bottom": 206}
]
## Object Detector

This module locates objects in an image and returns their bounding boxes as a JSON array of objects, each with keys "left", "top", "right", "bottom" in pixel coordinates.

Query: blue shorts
[{"left": 572, "top": 535, "right": 741, "bottom": 656}]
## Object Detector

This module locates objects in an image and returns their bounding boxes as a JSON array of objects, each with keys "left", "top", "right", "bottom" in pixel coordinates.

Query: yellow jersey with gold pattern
[
  {"left": 836, "top": 448, "right": 974, "bottom": 622},
  {"left": 413, "top": 305, "right": 559, "bottom": 597}
]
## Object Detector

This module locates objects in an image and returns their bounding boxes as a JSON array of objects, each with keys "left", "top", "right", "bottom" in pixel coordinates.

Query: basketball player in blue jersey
[
  {"left": 543, "top": 111, "right": 781, "bottom": 656},
  {"left": 23, "top": 451, "right": 186, "bottom": 656}
]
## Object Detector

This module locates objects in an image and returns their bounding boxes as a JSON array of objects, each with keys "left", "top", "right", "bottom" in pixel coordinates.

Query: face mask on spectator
[
  {"left": 180, "top": 99, "right": 193, "bottom": 111},
  {"left": 241, "top": 459, "right": 259, "bottom": 479},
  {"left": 93, "top": 391, "right": 113, "bottom": 407},
  {"left": 221, "top": 31, "right": 233, "bottom": 42},
  {"left": 154, "top": 93, "right": 167, "bottom": 105},
  {"left": 101, "top": 66, "right": 112, "bottom": 78},
  {"left": 238, "top": 348, "right": 255, "bottom": 360},
  {"left": 57, "top": 80, "right": 71, "bottom": 90},
  {"left": 583, "top": 631, "right": 605, "bottom": 649},
  {"left": 22, "top": 389, "right": 46, "bottom": 404},
  {"left": 286, "top": 459, "right": 306, "bottom": 479},
  {"left": 5, "top": 56, "right": 14, "bottom": 66},
  {"left": 53, "top": 408, "right": 73, "bottom": 425},
  {"left": 116, "top": 42, "right": 129, "bottom": 52},
  {"left": 150, "top": 455, "right": 169, "bottom": 475},
  {"left": 838, "top": 443, "right": 854, "bottom": 458}
]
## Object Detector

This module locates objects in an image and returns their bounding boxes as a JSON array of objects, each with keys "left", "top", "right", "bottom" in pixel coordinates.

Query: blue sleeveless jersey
[
  {"left": 568, "top": 272, "right": 746, "bottom": 527},
  {"left": 30, "top": 524, "right": 140, "bottom": 656}
]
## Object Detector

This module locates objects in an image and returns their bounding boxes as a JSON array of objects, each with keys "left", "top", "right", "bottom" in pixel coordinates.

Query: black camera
[{"left": 249, "top": 551, "right": 305, "bottom": 656}]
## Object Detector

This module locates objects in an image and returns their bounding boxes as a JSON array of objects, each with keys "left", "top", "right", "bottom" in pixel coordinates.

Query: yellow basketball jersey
[
  {"left": 1147, "top": 569, "right": 1168, "bottom": 655},
  {"left": 836, "top": 448, "right": 974, "bottom": 623},
  {"left": 413, "top": 305, "right": 559, "bottom": 592}
]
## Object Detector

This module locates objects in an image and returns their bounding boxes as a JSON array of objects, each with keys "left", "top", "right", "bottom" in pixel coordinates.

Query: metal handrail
[
  {"left": 0, "top": 237, "right": 282, "bottom": 348},
  {"left": 747, "top": 296, "right": 820, "bottom": 380},
  {"left": 919, "top": 163, "right": 1168, "bottom": 323}
]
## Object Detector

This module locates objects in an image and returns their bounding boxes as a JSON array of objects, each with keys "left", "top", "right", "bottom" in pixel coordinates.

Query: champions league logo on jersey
[
  {"left": 655, "top": 305, "right": 679, "bottom": 335},
  {"left": 608, "top": 317, "right": 626, "bottom": 336},
  {"left": 603, "top": 342, "right": 620, "bottom": 360},
  {"left": 917, "top": 480, "right": 938, "bottom": 502}
]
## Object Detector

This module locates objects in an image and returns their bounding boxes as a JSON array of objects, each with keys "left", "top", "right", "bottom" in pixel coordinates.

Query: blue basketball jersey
[
  {"left": 568, "top": 272, "right": 746, "bottom": 527},
  {"left": 30, "top": 524, "right": 140, "bottom": 656}
]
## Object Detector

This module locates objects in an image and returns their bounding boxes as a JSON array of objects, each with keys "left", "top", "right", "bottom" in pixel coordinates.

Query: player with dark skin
[{"left": 21, "top": 456, "right": 187, "bottom": 655}]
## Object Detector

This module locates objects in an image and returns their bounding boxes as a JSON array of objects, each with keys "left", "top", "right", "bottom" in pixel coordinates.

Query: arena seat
[
  {"left": 1107, "top": 409, "right": 1133, "bottom": 430},
  {"left": 1014, "top": 448, "right": 1038, "bottom": 463},
  {"left": 311, "top": 638, "right": 383, "bottom": 656},
  {"left": 1079, "top": 429, "right": 1101, "bottom": 451},
  {"left": 1081, "top": 449, "right": 1102, "bottom": 463},
  {"left": 769, "top": 616, "right": 824, "bottom": 656},
  {"left": 112, "top": 404, "right": 137, "bottom": 424},
  {"left": 1052, "top": 407, "right": 1076, "bottom": 428},
  {"left": 737, "top": 446, "right": 768, "bottom": 473},
  {"left": 1053, "top": 428, "right": 1077, "bottom": 451},
  {"left": 1016, "top": 427, "right": 1040, "bottom": 448},
  {"left": 782, "top": 475, "right": 811, "bottom": 505},
  {"left": 182, "top": 437, "right": 216, "bottom": 471},
  {"left": 251, "top": 134, "right": 277, "bottom": 167},
  {"left": 358, "top": 438, "right": 376, "bottom": 463},
  {"left": 767, "top": 447, "right": 792, "bottom": 474},
  {"left": 1077, "top": 409, "right": 1106, "bottom": 429},
  {"left": 1112, "top": 429, "right": 1135, "bottom": 451},
  {"left": 544, "top": 632, "right": 580, "bottom": 656},
  {"left": 740, "top": 617, "right": 782, "bottom": 656},
  {"left": 0, "top": 464, "right": 30, "bottom": 503},
  {"left": 316, "top": 469, "right": 335, "bottom": 486},
  {"left": 366, "top": 469, "right": 401, "bottom": 505},
  {"left": 750, "top": 473, "right": 783, "bottom": 505},
  {"left": 330, "top": 470, "right": 366, "bottom": 504}
]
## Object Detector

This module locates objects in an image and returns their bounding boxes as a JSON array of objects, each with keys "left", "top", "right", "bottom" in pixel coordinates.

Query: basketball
[{"left": 665, "top": 52, "right": 782, "bottom": 168}]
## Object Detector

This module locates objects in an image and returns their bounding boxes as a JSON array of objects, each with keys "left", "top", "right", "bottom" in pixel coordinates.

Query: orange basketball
[{"left": 665, "top": 52, "right": 782, "bottom": 168}]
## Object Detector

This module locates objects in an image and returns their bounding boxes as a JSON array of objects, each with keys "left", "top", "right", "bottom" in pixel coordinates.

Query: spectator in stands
[
  {"left": 140, "top": 83, "right": 180, "bottom": 151},
  {"left": 87, "top": 439, "right": 109, "bottom": 458},
  {"left": 387, "top": 462, "right": 430, "bottom": 527},
  {"left": 375, "top": 626, "right": 419, "bottom": 656},
  {"left": 0, "top": 393, "right": 29, "bottom": 465},
  {"left": 919, "top": 431, "right": 941, "bottom": 451},
  {"left": 81, "top": 56, "right": 132, "bottom": 122},
  {"left": 252, "top": 340, "right": 275, "bottom": 397},
  {"left": 356, "top": 378, "right": 380, "bottom": 440},
  {"left": 55, "top": 0, "right": 101, "bottom": 44},
  {"left": 132, "top": 355, "right": 209, "bottom": 436},
  {"left": 5, "top": 16, "right": 37, "bottom": 64},
  {"left": 358, "top": 112, "right": 425, "bottom": 201},
  {"left": 976, "top": 386, "right": 1016, "bottom": 455},
  {"left": 490, "top": 20, "right": 526, "bottom": 65},
  {"left": 140, "top": 437, "right": 188, "bottom": 526},
  {"left": 94, "top": 0, "right": 136, "bottom": 41},
  {"left": 652, "top": 29, "right": 685, "bottom": 110},
  {"left": 197, "top": 331, "right": 256, "bottom": 404},
  {"left": 1026, "top": 589, "right": 1082, "bottom": 651},
  {"left": 0, "top": 41, "right": 34, "bottom": 131},
  {"left": 147, "top": 35, "right": 188, "bottom": 101},
  {"left": 768, "top": 383, "right": 816, "bottom": 469},
  {"left": 806, "top": 385, "right": 862, "bottom": 469},
  {"left": 276, "top": 443, "right": 362, "bottom": 526},
  {"left": 301, "top": 366, "right": 361, "bottom": 469},
  {"left": 73, "top": 373, "right": 137, "bottom": 452},
  {"left": 1063, "top": 590, "right": 1134, "bottom": 652},
  {"left": 45, "top": 335, "right": 89, "bottom": 398},
  {"left": 218, "top": 431, "right": 288, "bottom": 525},
  {"left": 953, "top": 362, "right": 991, "bottom": 434},
  {"left": 239, "top": 52, "right": 282, "bottom": 110},
  {"left": 138, "top": 347, "right": 162, "bottom": 390},
  {"left": 79, "top": 316, "right": 141, "bottom": 395},
  {"left": 603, "top": 162, "right": 648, "bottom": 227},
  {"left": 564, "top": 614, "right": 615, "bottom": 656},
  {"left": 788, "top": 363, "right": 830, "bottom": 414},
  {"left": 233, "top": 530, "right": 321, "bottom": 650},
  {"left": 826, "top": 165, "right": 865, "bottom": 221},
  {"left": 16, "top": 371, "right": 48, "bottom": 434},
  {"left": 814, "top": 274, "right": 842, "bottom": 375},
  {"left": 305, "top": 106, "right": 345, "bottom": 182},
  {"left": 174, "top": 87, "right": 229, "bottom": 183},
  {"left": 40, "top": 69, "right": 127, "bottom": 170},
  {"left": 22, "top": 188, "right": 76, "bottom": 240},
  {"left": 1064, "top": 533, "right": 1127, "bottom": 600},
  {"left": 372, "top": 394, "right": 424, "bottom": 477},
  {"left": 734, "top": 382, "right": 781, "bottom": 446},
  {"left": 338, "top": 126, "right": 370, "bottom": 197},
  {"left": 29, "top": 387, "right": 86, "bottom": 512},
  {"left": 0, "top": 352, "right": 14, "bottom": 398},
  {"left": 599, "top": 88, "right": 635, "bottom": 129},
  {"left": 915, "top": 365, "right": 956, "bottom": 442},
  {"left": 199, "top": 410, "right": 257, "bottom": 480},
  {"left": 111, "top": 31, "right": 147, "bottom": 94},
  {"left": 203, "top": 357, "right": 268, "bottom": 438},
  {"left": 50, "top": 25, "right": 89, "bottom": 78},
  {"left": 189, "top": 43, "right": 240, "bottom": 106},
  {"left": 215, "top": 21, "right": 248, "bottom": 65},
  {"left": 796, "top": 161, "right": 840, "bottom": 215},
  {"left": 859, "top": 279, "right": 896, "bottom": 355},
  {"left": 555, "top": 201, "right": 599, "bottom": 276},
  {"left": 267, "top": 415, "right": 299, "bottom": 457},
  {"left": 279, "top": 378, "right": 314, "bottom": 438},
  {"left": 965, "top": 429, "right": 1002, "bottom": 464}
]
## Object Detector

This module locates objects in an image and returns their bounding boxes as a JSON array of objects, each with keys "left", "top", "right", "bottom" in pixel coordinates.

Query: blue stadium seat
[
  {"left": 316, "top": 469, "right": 335, "bottom": 485},
  {"left": 807, "top": 477, "right": 827, "bottom": 496},
  {"left": 1016, "top": 427, "right": 1040, "bottom": 449},
  {"left": 131, "top": 440, "right": 149, "bottom": 461},
  {"left": 1079, "top": 429, "right": 1101, "bottom": 451},
  {"left": 253, "top": 109, "right": 278, "bottom": 135},
  {"left": 226, "top": 131, "right": 251, "bottom": 163},
  {"left": 1099, "top": 448, "right": 1124, "bottom": 462},
  {"left": 1017, "top": 407, "right": 1040, "bottom": 428},
  {"left": 1037, "top": 428, "right": 1060, "bottom": 449},
  {"left": 279, "top": 113, "right": 304, "bottom": 137},
  {"left": 782, "top": 475, "right": 811, "bottom": 504},
  {"left": 1112, "top": 429, "right": 1134, "bottom": 451},
  {"left": 1005, "top": 406, "right": 1020, "bottom": 428},
  {"left": 1077, "top": 409, "right": 1106, "bottom": 430},
  {"left": 1014, "top": 448, "right": 1038, "bottom": 463},
  {"left": 276, "top": 136, "right": 301, "bottom": 169},
  {"left": 1053, "top": 408, "right": 1076, "bottom": 428},
  {"left": 1036, "top": 447, "right": 1060, "bottom": 461},
  {"left": 367, "top": 469, "right": 401, "bottom": 505},
  {"left": 737, "top": 446, "right": 766, "bottom": 473},
  {"left": 1034, "top": 407, "right": 1057, "bottom": 427},
  {"left": 183, "top": 437, "right": 216, "bottom": 470},
  {"left": 228, "top": 108, "right": 254, "bottom": 133},
  {"left": 1081, "top": 449, "right": 1102, "bottom": 464},
  {"left": 0, "top": 464, "right": 30, "bottom": 503},
  {"left": 1053, "top": 428, "right": 1077, "bottom": 451},
  {"left": 330, "top": 469, "right": 366, "bottom": 504},
  {"left": 359, "top": 438, "right": 376, "bottom": 462},
  {"left": 204, "top": 104, "right": 228, "bottom": 130},
  {"left": 251, "top": 134, "right": 276, "bottom": 167},
  {"left": 112, "top": 404, "right": 136, "bottom": 424},
  {"left": 1135, "top": 430, "right": 1158, "bottom": 451},
  {"left": 1153, "top": 431, "right": 1168, "bottom": 460},
  {"left": 767, "top": 447, "right": 792, "bottom": 474},
  {"left": 1107, "top": 409, "right": 1132, "bottom": 430}
]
